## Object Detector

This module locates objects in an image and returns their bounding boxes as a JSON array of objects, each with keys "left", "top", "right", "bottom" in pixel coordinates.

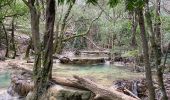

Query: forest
[{"left": 0, "top": 0, "right": 170, "bottom": 100}]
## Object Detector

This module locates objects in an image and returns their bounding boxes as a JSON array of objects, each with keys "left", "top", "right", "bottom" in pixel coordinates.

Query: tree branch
[{"left": 62, "top": 10, "right": 103, "bottom": 42}]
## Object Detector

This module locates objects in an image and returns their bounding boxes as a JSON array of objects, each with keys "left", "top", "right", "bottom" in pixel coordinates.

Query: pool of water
[
  {"left": 0, "top": 72, "right": 10, "bottom": 89},
  {"left": 53, "top": 63, "right": 144, "bottom": 86}
]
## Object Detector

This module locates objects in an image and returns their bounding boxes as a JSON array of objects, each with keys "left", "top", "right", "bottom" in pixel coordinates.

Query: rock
[
  {"left": 9, "top": 71, "right": 92, "bottom": 100},
  {"left": 59, "top": 57, "right": 105, "bottom": 65},
  {"left": 8, "top": 71, "right": 33, "bottom": 97},
  {"left": 26, "top": 85, "right": 92, "bottom": 100}
]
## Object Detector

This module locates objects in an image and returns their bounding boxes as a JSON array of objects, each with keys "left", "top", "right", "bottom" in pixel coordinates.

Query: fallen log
[
  {"left": 8, "top": 64, "right": 138, "bottom": 100},
  {"left": 52, "top": 76, "right": 138, "bottom": 100},
  {"left": 73, "top": 75, "right": 138, "bottom": 100},
  {"left": 52, "top": 77, "right": 86, "bottom": 90}
]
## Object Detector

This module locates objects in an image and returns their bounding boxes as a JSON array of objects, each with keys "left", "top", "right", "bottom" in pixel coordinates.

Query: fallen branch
[{"left": 124, "top": 88, "right": 141, "bottom": 100}]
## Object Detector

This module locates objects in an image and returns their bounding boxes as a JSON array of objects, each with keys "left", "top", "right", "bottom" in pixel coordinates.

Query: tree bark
[
  {"left": 130, "top": 11, "right": 138, "bottom": 49},
  {"left": 2, "top": 23, "right": 9, "bottom": 57},
  {"left": 23, "top": 0, "right": 42, "bottom": 79},
  {"left": 32, "top": 0, "right": 55, "bottom": 99},
  {"left": 137, "top": 8, "right": 156, "bottom": 100},
  {"left": 25, "top": 38, "right": 32, "bottom": 59},
  {"left": 11, "top": 17, "right": 16, "bottom": 59},
  {"left": 154, "top": 0, "right": 168, "bottom": 99},
  {"left": 54, "top": 2, "right": 75, "bottom": 54}
]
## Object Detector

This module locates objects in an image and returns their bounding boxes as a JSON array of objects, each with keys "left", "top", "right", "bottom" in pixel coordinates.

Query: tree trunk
[
  {"left": 11, "top": 18, "right": 16, "bottom": 59},
  {"left": 130, "top": 11, "right": 138, "bottom": 49},
  {"left": 28, "top": 0, "right": 41, "bottom": 80},
  {"left": 154, "top": 0, "right": 168, "bottom": 99},
  {"left": 25, "top": 38, "right": 32, "bottom": 59},
  {"left": 137, "top": 8, "right": 156, "bottom": 100},
  {"left": 54, "top": 2, "right": 75, "bottom": 54},
  {"left": 32, "top": 0, "right": 55, "bottom": 99},
  {"left": 2, "top": 23, "right": 9, "bottom": 57}
]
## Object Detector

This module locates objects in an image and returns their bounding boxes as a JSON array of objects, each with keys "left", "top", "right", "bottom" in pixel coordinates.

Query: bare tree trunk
[
  {"left": 11, "top": 18, "right": 16, "bottom": 59},
  {"left": 27, "top": 0, "right": 41, "bottom": 79},
  {"left": 32, "top": 0, "right": 55, "bottom": 99},
  {"left": 130, "top": 11, "right": 138, "bottom": 49},
  {"left": 154, "top": 0, "right": 168, "bottom": 99},
  {"left": 22, "top": 0, "right": 42, "bottom": 95},
  {"left": 137, "top": 8, "right": 156, "bottom": 100},
  {"left": 2, "top": 23, "right": 9, "bottom": 57},
  {"left": 54, "top": 2, "right": 75, "bottom": 54}
]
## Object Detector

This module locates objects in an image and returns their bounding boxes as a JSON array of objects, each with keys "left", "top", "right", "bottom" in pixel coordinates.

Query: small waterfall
[
  {"left": 132, "top": 80, "right": 138, "bottom": 96},
  {"left": 105, "top": 60, "right": 110, "bottom": 65}
]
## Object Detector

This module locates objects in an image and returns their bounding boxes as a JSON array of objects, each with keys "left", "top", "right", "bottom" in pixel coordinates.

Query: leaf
[
  {"left": 66, "top": 0, "right": 76, "bottom": 4},
  {"left": 86, "top": 0, "right": 98, "bottom": 5},
  {"left": 58, "top": 0, "right": 65, "bottom": 5},
  {"left": 108, "top": 0, "right": 119, "bottom": 8},
  {"left": 125, "top": 0, "right": 145, "bottom": 11}
]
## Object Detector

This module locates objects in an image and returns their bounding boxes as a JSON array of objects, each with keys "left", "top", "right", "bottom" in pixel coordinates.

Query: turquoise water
[
  {"left": 0, "top": 72, "right": 10, "bottom": 88},
  {"left": 53, "top": 63, "right": 143, "bottom": 85}
]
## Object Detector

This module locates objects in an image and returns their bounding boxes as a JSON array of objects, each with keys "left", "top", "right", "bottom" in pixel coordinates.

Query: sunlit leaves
[
  {"left": 0, "top": 0, "right": 12, "bottom": 8},
  {"left": 11, "top": 2, "right": 28, "bottom": 16}
]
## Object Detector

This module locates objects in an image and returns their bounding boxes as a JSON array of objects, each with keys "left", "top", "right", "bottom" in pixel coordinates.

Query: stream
[{"left": 0, "top": 59, "right": 144, "bottom": 99}]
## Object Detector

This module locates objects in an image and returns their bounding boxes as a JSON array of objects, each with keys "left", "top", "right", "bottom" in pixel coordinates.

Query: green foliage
[
  {"left": 125, "top": 0, "right": 145, "bottom": 11},
  {"left": 11, "top": 1, "right": 28, "bottom": 16},
  {"left": 108, "top": 0, "right": 119, "bottom": 8},
  {"left": 122, "top": 50, "right": 139, "bottom": 57},
  {"left": 86, "top": 0, "right": 98, "bottom": 5}
]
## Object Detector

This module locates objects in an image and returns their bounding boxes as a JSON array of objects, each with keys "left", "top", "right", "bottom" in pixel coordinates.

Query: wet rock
[{"left": 0, "top": 90, "right": 23, "bottom": 100}]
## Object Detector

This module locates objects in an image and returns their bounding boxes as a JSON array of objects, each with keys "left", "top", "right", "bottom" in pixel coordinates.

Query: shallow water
[
  {"left": 53, "top": 62, "right": 144, "bottom": 85},
  {"left": 0, "top": 72, "right": 10, "bottom": 89}
]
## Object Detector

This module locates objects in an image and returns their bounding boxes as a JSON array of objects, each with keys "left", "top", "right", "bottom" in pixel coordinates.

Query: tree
[
  {"left": 145, "top": 0, "right": 168, "bottom": 99},
  {"left": 125, "top": 0, "right": 156, "bottom": 99},
  {"left": 32, "top": 0, "right": 55, "bottom": 99},
  {"left": 22, "top": 0, "right": 41, "bottom": 80},
  {"left": 137, "top": 7, "right": 156, "bottom": 100},
  {"left": 154, "top": 0, "right": 168, "bottom": 99}
]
